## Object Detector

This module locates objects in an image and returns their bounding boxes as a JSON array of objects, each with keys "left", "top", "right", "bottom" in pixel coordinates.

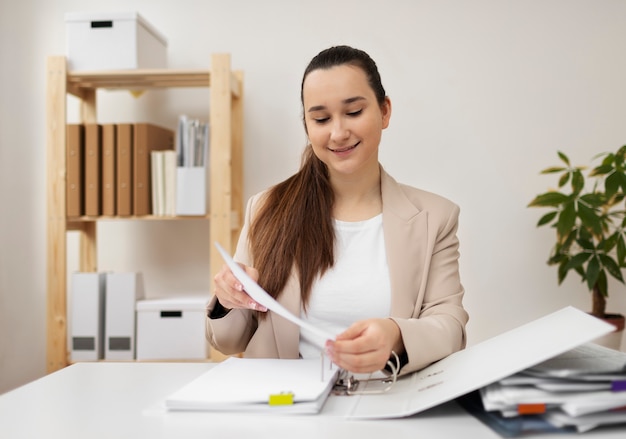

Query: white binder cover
[
  {"left": 105, "top": 272, "right": 144, "bottom": 360},
  {"left": 70, "top": 272, "right": 106, "bottom": 361},
  {"left": 165, "top": 357, "right": 339, "bottom": 414},
  {"left": 328, "top": 306, "right": 615, "bottom": 419}
]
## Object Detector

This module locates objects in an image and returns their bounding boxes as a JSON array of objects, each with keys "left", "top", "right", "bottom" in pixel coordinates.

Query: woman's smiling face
[{"left": 302, "top": 64, "right": 391, "bottom": 180}]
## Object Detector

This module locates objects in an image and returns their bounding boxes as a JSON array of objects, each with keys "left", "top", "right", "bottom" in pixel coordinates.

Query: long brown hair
[{"left": 249, "top": 46, "right": 387, "bottom": 309}]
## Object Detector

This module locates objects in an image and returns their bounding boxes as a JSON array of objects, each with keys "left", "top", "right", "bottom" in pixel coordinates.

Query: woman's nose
[{"left": 330, "top": 119, "right": 349, "bottom": 142}]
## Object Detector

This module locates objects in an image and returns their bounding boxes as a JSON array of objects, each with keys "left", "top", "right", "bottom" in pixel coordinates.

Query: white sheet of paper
[{"left": 215, "top": 242, "right": 336, "bottom": 346}]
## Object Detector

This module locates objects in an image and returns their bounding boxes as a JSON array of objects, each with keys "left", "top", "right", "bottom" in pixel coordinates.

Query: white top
[{"left": 299, "top": 214, "right": 391, "bottom": 358}]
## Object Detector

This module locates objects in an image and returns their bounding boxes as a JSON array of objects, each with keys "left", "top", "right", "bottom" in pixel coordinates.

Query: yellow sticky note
[{"left": 268, "top": 392, "right": 294, "bottom": 406}]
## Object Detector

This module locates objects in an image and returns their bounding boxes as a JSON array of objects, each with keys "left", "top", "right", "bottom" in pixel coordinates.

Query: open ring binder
[{"left": 327, "top": 351, "right": 400, "bottom": 396}]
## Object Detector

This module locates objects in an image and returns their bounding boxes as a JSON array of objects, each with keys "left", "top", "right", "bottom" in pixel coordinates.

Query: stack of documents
[
  {"left": 165, "top": 357, "right": 339, "bottom": 414},
  {"left": 476, "top": 342, "right": 626, "bottom": 434}
]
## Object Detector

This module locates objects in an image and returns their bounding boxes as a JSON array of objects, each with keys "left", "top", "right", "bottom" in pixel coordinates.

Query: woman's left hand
[{"left": 326, "top": 318, "right": 404, "bottom": 373}]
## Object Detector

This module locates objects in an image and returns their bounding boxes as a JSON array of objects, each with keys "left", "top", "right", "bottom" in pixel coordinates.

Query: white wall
[{"left": 2, "top": 0, "right": 626, "bottom": 393}]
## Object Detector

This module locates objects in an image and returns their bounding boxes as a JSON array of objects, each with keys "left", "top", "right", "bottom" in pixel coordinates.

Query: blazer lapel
[{"left": 381, "top": 168, "right": 428, "bottom": 318}]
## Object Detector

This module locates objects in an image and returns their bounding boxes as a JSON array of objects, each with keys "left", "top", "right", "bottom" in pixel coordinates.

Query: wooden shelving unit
[{"left": 45, "top": 53, "right": 244, "bottom": 373}]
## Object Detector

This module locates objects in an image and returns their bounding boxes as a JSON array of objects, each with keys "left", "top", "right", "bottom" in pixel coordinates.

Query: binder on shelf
[
  {"left": 101, "top": 124, "right": 117, "bottom": 216},
  {"left": 133, "top": 123, "right": 174, "bottom": 216},
  {"left": 116, "top": 123, "right": 133, "bottom": 216},
  {"left": 104, "top": 272, "right": 144, "bottom": 360},
  {"left": 84, "top": 124, "right": 102, "bottom": 216},
  {"left": 70, "top": 272, "right": 106, "bottom": 362},
  {"left": 66, "top": 124, "right": 84, "bottom": 217}
]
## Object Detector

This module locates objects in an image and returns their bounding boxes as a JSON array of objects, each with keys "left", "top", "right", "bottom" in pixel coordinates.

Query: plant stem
[{"left": 591, "top": 284, "right": 607, "bottom": 318}]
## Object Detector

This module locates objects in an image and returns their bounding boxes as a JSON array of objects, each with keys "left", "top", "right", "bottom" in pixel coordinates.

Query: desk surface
[{"left": 0, "top": 362, "right": 625, "bottom": 439}]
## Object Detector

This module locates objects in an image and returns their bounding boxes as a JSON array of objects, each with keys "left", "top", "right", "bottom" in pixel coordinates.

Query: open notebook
[{"left": 165, "top": 357, "right": 339, "bottom": 414}]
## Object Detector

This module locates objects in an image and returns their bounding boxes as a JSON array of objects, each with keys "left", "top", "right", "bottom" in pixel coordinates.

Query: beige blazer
[{"left": 206, "top": 167, "right": 468, "bottom": 375}]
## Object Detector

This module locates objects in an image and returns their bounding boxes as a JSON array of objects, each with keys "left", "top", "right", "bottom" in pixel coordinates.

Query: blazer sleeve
[
  {"left": 390, "top": 201, "right": 468, "bottom": 375},
  {"left": 205, "top": 195, "right": 260, "bottom": 355}
]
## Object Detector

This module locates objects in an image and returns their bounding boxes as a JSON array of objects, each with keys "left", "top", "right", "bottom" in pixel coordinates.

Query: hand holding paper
[{"left": 215, "top": 242, "right": 337, "bottom": 348}]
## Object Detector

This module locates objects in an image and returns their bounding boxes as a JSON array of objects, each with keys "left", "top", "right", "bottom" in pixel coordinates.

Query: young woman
[{"left": 207, "top": 45, "right": 468, "bottom": 376}]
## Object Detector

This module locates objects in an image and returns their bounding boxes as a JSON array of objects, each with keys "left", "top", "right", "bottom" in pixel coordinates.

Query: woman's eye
[
  {"left": 314, "top": 117, "right": 329, "bottom": 124},
  {"left": 347, "top": 109, "right": 363, "bottom": 117}
]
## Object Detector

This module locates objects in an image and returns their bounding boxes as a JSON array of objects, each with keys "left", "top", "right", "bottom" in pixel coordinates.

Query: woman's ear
[{"left": 381, "top": 97, "right": 392, "bottom": 129}]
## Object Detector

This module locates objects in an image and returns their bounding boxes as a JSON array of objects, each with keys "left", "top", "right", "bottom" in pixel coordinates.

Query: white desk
[{"left": 0, "top": 362, "right": 624, "bottom": 439}]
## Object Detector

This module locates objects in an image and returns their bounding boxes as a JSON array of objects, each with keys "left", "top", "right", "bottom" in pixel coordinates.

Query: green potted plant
[{"left": 528, "top": 146, "right": 626, "bottom": 347}]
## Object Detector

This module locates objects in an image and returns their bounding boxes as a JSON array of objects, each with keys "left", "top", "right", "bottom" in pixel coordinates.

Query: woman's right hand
[{"left": 213, "top": 263, "right": 267, "bottom": 312}]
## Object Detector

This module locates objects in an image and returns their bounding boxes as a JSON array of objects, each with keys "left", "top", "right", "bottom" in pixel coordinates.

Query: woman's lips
[{"left": 329, "top": 142, "right": 359, "bottom": 153}]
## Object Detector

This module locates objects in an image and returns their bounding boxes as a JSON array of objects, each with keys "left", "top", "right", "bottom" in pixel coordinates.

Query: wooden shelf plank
[
  {"left": 66, "top": 69, "right": 242, "bottom": 96},
  {"left": 68, "top": 69, "right": 210, "bottom": 89}
]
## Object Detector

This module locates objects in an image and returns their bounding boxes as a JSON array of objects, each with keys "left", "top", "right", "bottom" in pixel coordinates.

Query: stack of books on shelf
[
  {"left": 66, "top": 122, "right": 174, "bottom": 218},
  {"left": 460, "top": 342, "right": 626, "bottom": 436}
]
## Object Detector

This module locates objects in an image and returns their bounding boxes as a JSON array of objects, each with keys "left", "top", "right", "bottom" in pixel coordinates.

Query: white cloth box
[
  {"left": 65, "top": 11, "right": 167, "bottom": 71},
  {"left": 136, "top": 297, "right": 209, "bottom": 360}
]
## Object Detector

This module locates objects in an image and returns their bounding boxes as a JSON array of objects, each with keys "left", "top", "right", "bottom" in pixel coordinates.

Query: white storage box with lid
[
  {"left": 65, "top": 11, "right": 167, "bottom": 71},
  {"left": 136, "top": 296, "right": 209, "bottom": 360}
]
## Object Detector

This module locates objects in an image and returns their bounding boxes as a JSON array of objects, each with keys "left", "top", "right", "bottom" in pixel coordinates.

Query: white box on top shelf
[
  {"left": 136, "top": 296, "right": 210, "bottom": 360},
  {"left": 65, "top": 11, "right": 167, "bottom": 71}
]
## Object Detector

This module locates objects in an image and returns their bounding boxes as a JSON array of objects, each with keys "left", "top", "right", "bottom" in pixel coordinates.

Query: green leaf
[
  {"left": 605, "top": 171, "right": 620, "bottom": 198},
  {"left": 557, "top": 202, "right": 577, "bottom": 239},
  {"left": 563, "top": 252, "right": 591, "bottom": 272},
  {"left": 528, "top": 192, "right": 568, "bottom": 208},
  {"left": 580, "top": 192, "right": 604, "bottom": 208},
  {"left": 603, "top": 232, "right": 619, "bottom": 253},
  {"left": 557, "top": 151, "right": 570, "bottom": 165},
  {"left": 557, "top": 259, "right": 570, "bottom": 284},
  {"left": 558, "top": 172, "right": 570, "bottom": 188},
  {"left": 599, "top": 254, "right": 624, "bottom": 282},
  {"left": 619, "top": 172, "right": 626, "bottom": 194},
  {"left": 616, "top": 145, "right": 626, "bottom": 164},
  {"left": 540, "top": 166, "right": 566, "bottom": 174},
  {"left": 537, "top": 211, "right": 558, "bottom": 226},
  {"left": 578, "top": 226, "right": 593, "bottom": 242},
  {"left": 549, "top": 253, "right": 567, "bottom": 265},
  {"left": 589, "top": 164, "right": 614, "bottom": 177},
  {"left": 586, "top": 256, "right": 600, "bottom": 291},
  {"left": 578, "top": 203, "right": 603, "bottom": 235},
  {"left": 572, "top": 170, "right": 585, "bottom": 193},
  {"left": 617, "top": 234, "right": 626, "bottom": 266}
]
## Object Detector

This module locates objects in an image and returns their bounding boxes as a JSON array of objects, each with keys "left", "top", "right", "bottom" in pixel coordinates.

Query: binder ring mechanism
[{"left": 327, "top": 351, "right": 400, "bottom": 396}]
